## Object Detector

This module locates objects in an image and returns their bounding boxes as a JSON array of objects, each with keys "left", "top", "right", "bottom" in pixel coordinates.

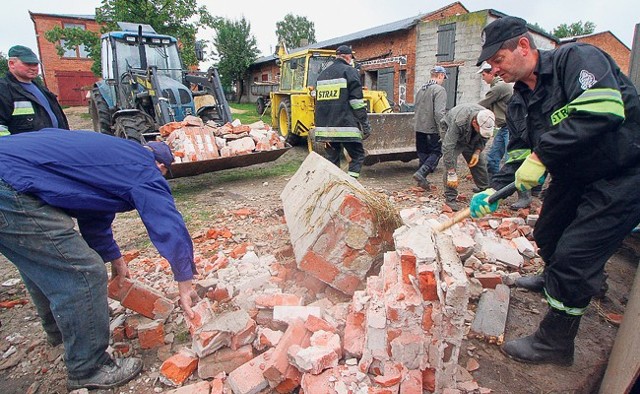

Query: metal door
[{"left": 377, "top": 67, "right": 395, "bottom": 105}]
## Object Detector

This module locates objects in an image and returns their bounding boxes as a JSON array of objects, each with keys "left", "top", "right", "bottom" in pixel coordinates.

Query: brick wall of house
[
  {"left": 30, "top": 12, "right": 103, "bottom": 105},
  {"left": 570, "top": 32, "right": 631, "bottom": 74}
]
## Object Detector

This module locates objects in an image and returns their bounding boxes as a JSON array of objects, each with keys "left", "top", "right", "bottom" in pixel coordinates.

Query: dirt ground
[{"left": 0, "top": 107, "right": 637, "bottom": 393}]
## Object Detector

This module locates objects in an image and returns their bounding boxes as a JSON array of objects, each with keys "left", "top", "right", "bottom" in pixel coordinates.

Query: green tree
[
  {"left": 212, "top": 17, "right": 260, "bottom": 102},
  {"left": 276, "top": 14, "right": 316, "bottom": 50},
  {"left": 45, "top": 0, "right": 216, "bottom": 75},
  {"left": 552, "top": 21, "right": 596, "bottom": 38},
  {"left": 0, "top": 52, "right": 8, "bottom": 78}
]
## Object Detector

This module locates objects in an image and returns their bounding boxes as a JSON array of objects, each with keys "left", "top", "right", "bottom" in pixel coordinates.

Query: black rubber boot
[
  {"left": 515, "top": 274, "right": 608, "bottom": 298},
  {"left": 413, "top": 166, "right": 431, "bottom": 190},
  {"left": 501, "top": 308, "right": 581, "bottom": 366},
  {"left": 510, "top": 190, "right": 532, "bottom": 210},
  {"left": 514, "top": 274, "right": 545, "bottom": 292}
]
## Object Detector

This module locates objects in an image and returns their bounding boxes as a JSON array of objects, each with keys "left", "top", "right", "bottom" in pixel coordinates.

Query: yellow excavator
[{"left": 267, "top": 45, "right": 416, "bottom": 165}]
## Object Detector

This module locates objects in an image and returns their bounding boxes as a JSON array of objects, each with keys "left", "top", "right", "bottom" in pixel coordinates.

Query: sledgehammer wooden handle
[{"left": 433, "top": 182, "right": 517, "bottom": 233}]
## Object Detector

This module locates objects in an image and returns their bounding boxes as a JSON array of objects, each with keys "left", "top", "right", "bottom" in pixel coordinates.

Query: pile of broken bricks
[{"left": 97, "top": 152, "right": 545, "bottom": 394}]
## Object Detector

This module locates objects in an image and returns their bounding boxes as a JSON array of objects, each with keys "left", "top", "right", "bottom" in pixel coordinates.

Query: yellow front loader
[{"left": 270, "top": 47, "right": 392, "bottom": 146}]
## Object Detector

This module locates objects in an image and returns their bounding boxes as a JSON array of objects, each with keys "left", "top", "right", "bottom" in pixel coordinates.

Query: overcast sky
[{"left": 2, "top": 0, "right": 637, "bottom": 63}]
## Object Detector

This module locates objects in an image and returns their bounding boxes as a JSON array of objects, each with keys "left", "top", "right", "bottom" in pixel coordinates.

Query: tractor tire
[
  {"left": 198, "top": 107, "right": 221, "bottom": 125},
  {"left": 113, "top": 114, "right": 151, "bottom": 144},
  {"left": 277, "top": 100, "right": 301, "bottom": 146},
  {"left": 89, "top": 88, "right": 112, "bottom": 134},
  {"left": 256, "top": 97, "right": 266, "bottom": 115}
]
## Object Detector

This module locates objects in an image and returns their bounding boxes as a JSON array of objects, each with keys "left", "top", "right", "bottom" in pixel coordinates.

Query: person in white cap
[{"left": 439, "top": 103, "right": 494, "bottom": 211}]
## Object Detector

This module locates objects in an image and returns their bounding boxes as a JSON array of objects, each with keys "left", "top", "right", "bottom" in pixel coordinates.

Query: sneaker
[
  {"left": 412, "top": 172, "right": 430, "bottom": 190},
  {"left": 67, "top": 357, "right": 143, "bottom": 391}
]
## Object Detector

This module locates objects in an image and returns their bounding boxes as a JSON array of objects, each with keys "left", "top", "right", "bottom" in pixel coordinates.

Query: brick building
[
  {"left": 559, "top": 31, "right": 631, "bottom": 74},
  {"left": 30, "top": 12, "right": 103, "bottom": 106},
  {"left": 247, "top": 2, "right": 469, "bottom": 111},
  {"left": 246, "top": 2, "right": 559, "bottom": 112}
]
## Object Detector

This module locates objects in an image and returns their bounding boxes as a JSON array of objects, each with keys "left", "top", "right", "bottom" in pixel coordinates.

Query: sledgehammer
[{"left": 433, "top": 182, "right": 517, "bottom": 233}]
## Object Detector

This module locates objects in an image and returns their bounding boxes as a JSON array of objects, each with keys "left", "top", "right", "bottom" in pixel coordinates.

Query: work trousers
[
  {"left": 0, "top": 180, "right": 110, "bottom": 379},
  {"left": 415, "top": 132, "right": 442, "bottom": 176},
  {"left": 487, "top": 126, "right": 509, "bottom": 176},
  {"left": 443, "top": 146, "right": 490, "bottom": 202},
  {"left": 326, "top": 141, "right": 366, "bottom": 178},
  {"left": 535, "top": 166, "right": 640, "bottom": 309}
]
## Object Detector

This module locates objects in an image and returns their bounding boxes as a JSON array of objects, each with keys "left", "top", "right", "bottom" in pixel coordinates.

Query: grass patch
[
  {"left": 79, "top": 113, "right": 92, "bottom": 120},
  {"left": 229, "top": 102, "right": 273, "bottom": 125}
]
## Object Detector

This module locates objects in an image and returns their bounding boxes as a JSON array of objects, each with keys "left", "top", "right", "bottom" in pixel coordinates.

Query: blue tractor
[{"left": 89, "top": 22, "right": 232, "bottom": 142}]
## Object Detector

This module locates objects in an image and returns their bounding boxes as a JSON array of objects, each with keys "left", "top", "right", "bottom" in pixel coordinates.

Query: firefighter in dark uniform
[
  {"left": 469, "top": 17, "right": 640, "bottom": 366},
  {"left": 0, "top": 46, "right": 69, "bottom": 136},
  {"left": 314, "top": 45, "right": 371, "bottom": 178}
]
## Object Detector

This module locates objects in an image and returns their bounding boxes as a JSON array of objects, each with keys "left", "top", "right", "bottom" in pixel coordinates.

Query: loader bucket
[
  {"left": 167, "top": 146, "right": 291, "bottom": 178},
  {"left": 309, "top": 112, "right": 416, "bottom": 166}
]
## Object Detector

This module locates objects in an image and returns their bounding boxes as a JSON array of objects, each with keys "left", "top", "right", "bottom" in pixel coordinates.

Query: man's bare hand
[
  {"left": 110, "top": 256, "right": 130, "bottom": 288},
  {"left": 178, "top": 280, "right": 200, "bottom": 319}
]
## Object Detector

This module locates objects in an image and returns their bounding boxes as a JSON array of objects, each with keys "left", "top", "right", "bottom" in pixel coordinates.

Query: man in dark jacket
[
  {"left": 412, "top": 66, "right": 447, "bottom": 189},
  {"left": 0, "top": 130, "right": 199, "bottom": 390},
  {"left": 314, "top": 45, "right": 371, "bottom": 178},
  {"left": 470, "top": 16, "right": 640, "bottom": 366},
  {"left": 0, "top": 45, "right": 69, "bottom": 135}
]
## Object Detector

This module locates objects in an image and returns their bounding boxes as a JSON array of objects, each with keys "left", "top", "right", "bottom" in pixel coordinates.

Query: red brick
[
  {"left": 304, "top": 315, "right": 336, "bottom": 333},
  {"left": 300, "top": 368, "right": 335, "bottom": 394},
  {"left": 138, "top": 320, "right": 165, "bottom": 349},
  {"left": 422, "top": 368, "right": 436, "bottom": 392},
  {"left": 206, "top": 286, "right": 231, "bottom": 302},
  {"left": 165, "top": 380, "right": 211, "bottom": 394},
  {"left": 210, "top": 377, "right": 224, "bottom": 394},
  {"left": 417, "top": 270, "right": 438, "bottom": 301},
  {"left": 400, "top": 370, "right": 423, "bottom": 394},
  {"left": 332, "top": 273, "right": 362, "bottom": 295},
  {"left": 122, "top": 250, "right": 140, "bottom": 263},
  {"left": 399, "top": 251, "right": 417, "bottom": 284},
  {"left": 255, "top": 293, "right": 302, "bottom": 308},
  {"left": 123, "top": 315, "right": 151, "bottom": 339},
  {"left": 230, "top": 242, "right": 249, "bottom": 258},
  {"left": 274, "top": 365, "right": 303, "bottom": 393},
  {"left": 227, "top": 349, "right": 273, "bottom": 394},
  {"left": 339, "top": 194, "right": 374, "bottom": 223},
  {"left": 263, "top": 319, "right": 310, "bottom": 386},
  {"left": 185, "top": 299, "right": 215, "bottom": 334},
  {"left": 422, "top": 305, "right": 434, "bottom": 332},
  {"left": 230, "top": 318, "right": 257, "bottom": 350},
  {"left": 474, "top": 272, "right": 503, "bottom": 289},
  {"left": 300, "top": 251, "right": 340, "bottom": 285},
  {"left": 255, "top": 327, "right": 284, "bottom": 351},
  {"left": 107, "top": 277, "right": 134, "bottom": 301},
  {"left": 112, "top": 326, "right": 125, "bottom": 342},
  {"left": 119, "top": 279, "right": 175, "bottom": 320},
  {"left": 343, "top": 310, "right": 365, "bottom": 358},
  {"left": 296, "top": 271, "right": 328, "bottom": 297},
  {"left": 198, "top": 345, "right": 253, "bottom": 379},
  {"left": 160, "top": 348, "right": 199, "bottom": 386}
]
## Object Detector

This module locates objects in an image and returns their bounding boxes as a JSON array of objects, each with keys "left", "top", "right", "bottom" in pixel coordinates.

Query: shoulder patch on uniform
[{"left": 578, "top": 70, "right": 597, "bottom": 90}]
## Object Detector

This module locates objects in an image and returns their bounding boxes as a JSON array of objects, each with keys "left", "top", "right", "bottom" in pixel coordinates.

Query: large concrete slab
[{"left": 469, "top": 284, "right": 510, "bottom": 345}]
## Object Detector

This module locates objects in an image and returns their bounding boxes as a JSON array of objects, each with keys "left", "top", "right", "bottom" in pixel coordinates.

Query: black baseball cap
[
  {"left": 336, "top": 45, "right": 353, "bottom": 55},
  {"left": 8, "top": 45, "right": 40, "bottom": 64},
  {"left": 476, "top": 16, "right": 528, "bottom": 66}
]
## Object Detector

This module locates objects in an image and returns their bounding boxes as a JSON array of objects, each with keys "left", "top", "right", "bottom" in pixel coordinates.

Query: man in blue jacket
[{"left": 0, "top": 129, "right": 199, "bottom": 390}]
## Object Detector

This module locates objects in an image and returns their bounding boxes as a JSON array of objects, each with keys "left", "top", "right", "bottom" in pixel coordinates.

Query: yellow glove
[
  {"left": 468, "top": 151, "right": 480, "bottom": 168},
  {"left": 446, "top": 171, "right": 459, "bottom": 188},
  {"left": 515, "top": 155, "right": 547, "bottom": 191}
]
